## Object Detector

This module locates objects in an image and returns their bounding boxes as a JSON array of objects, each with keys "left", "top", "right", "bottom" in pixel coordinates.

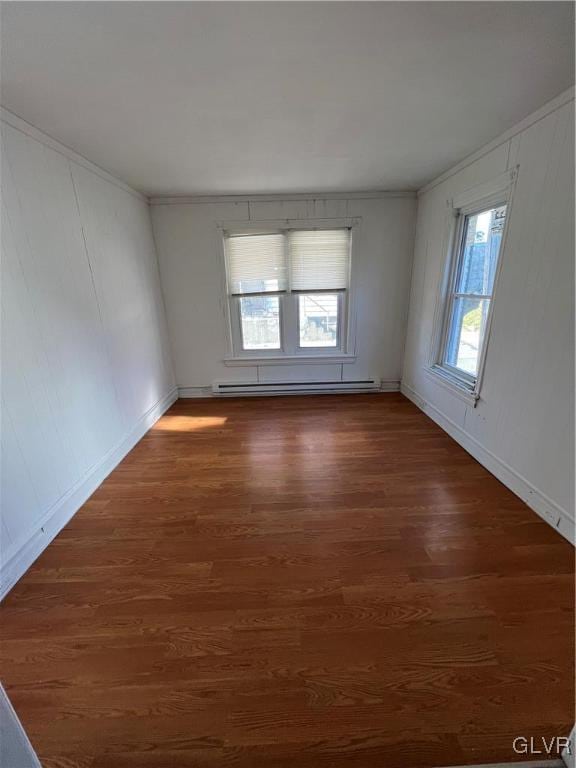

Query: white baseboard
[
  {"left": 178, "top": 381, "right": 400, "bottom": 399},
  {"left": 178, "top": 386, "right": 214, "bottom": 398},
  {"left": 0, "top": 387, "right": 178, "bottom": 601},
  {"left": 401, "top": 383, "right": 574, "bottom": 545},
  {"left": 379, "top": 380, "right": 401, "bottom": 392}
]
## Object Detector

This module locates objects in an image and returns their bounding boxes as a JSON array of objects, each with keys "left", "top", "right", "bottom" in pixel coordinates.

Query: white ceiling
[{"left": 1, "top": 2, "right": 573, "bottom": 196}]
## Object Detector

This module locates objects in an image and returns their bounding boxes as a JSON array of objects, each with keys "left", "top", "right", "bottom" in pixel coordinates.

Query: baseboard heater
[{"left": 212, "top": 378, "right": 381, "bottom": 396}]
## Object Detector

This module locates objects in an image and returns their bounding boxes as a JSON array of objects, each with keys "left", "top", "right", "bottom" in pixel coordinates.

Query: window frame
[
  {"left": 440, "top": 198, "right": 507, "bottom": 387},
  {"left": 221, "top": 221, "right": 356, "bottom": 363},
  {"left": 429, "top": 168, "right": 518, "bottom": 403}
]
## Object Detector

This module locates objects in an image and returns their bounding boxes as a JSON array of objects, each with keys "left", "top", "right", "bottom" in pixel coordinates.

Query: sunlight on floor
[{"left": 153, "top": 415, "right": 228, "bottom": 431}]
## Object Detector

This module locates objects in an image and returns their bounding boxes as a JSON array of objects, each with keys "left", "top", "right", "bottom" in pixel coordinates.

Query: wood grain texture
[{"left": 1, "top": 393, "right": 573, "bottom": 768}]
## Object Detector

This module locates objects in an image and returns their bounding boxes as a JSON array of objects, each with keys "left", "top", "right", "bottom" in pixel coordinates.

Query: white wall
[
  {"left": 150, "top": 195, "right": 416, "bottom": 391},
  {"left": 1, "top": 111, "right": 176, "bottom": 597},
  {"left": 402, "top": 89, "right": 575, "bottom": 542}
]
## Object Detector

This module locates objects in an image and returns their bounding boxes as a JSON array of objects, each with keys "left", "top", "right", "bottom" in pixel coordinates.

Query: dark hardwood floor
[{"left": 1, "top": 393, "right": 573, "bottom": 768}]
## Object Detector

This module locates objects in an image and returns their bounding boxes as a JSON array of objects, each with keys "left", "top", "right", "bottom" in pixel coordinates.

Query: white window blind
[
  {"left": 226, "top": 233, "right": 287, "bottom": 295},
  {"left": 288, "top": 229, "right": 351, "bottom": 292}
]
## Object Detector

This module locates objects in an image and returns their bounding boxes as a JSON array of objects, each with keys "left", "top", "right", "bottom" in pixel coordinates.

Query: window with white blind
[{"left": 224, "top": 228, "right": 352, "bottom": 357}]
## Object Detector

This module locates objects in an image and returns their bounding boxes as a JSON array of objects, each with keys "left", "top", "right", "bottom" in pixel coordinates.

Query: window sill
[
  {"left": 424, "top": 365, "right": 479, "bottom": 406},
  {"left": 224, "top": 353, "right": 357, "bottom": 367}
]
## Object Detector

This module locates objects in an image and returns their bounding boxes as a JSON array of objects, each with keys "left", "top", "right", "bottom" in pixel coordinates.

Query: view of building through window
[
  {"left": 299, "top": 294, "right": 338, "bottom": 347},
  {"left": 239, "top": 295, "right": 281, "bottom": 350},
  {"left": 445, "top": 204, "right": 506, "bottom": 376}
]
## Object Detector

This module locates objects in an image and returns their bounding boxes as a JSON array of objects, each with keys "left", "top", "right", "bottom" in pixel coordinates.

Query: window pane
[
  {"left": 298, "top": 294, "right": 339, "bottom": 348},
  {"left": 240, "top": 296, "right": 280, "bottom": 350},
  {"left": 457, "top": 205, "right": 506, "bottom": 295},
  {"left": 445, "top": 297, "right": 490, "bottom": 376}
]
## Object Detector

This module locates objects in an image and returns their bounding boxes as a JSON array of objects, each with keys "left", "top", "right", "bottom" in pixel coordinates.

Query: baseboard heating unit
[{"left": 212, "top": 378, "right": 381, "bottom": 396}]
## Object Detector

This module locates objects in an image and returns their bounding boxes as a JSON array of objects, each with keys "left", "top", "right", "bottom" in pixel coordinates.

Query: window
[
  {"left": 438, "top": 202, "right": 507, "bottom": 389},
  {"left": 224, "top": 228, "right": 351, "bottom": 358}
]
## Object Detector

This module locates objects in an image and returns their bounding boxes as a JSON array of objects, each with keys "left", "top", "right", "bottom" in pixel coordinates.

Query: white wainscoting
[
  {"left": 1, "top": 110, "right": 176, "bottom": 598},
  {"left": 150, "top": 194, "right": 417, "bottom": 391},
  {"left": 401, "top": 88, "right": 575, "bottom": 544}
]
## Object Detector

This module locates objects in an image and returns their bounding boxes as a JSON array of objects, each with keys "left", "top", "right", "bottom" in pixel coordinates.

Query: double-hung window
[
  {"left": 438, "top": 201, "right": 507, "bottom": 390},
  {"left": 224, "top": 228, "right": 351, "bottom": 358}
]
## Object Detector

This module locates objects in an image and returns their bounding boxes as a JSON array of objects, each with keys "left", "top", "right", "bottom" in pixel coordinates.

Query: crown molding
[
  {"left": 7, "top": 83, "right": 570, "bottom": 207},
  {"left": 149, "top": 189, "right": 417, "bottom": 206},
  {"left": 0, "top": 106, "right": 147, "bottom": 204},
  {"left": 418, "top": 85, "right": 575, "bottom": 197}
]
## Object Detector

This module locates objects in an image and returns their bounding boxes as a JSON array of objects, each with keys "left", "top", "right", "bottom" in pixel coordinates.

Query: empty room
[{"left": 0, "top": 2, "right": 574, "bottom": 767}]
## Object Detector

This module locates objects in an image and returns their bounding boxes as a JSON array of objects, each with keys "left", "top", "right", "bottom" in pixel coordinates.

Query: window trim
[
  {"left": 439, "top": 197, "right": 506, "bottom": 388},
  {"left": 219, "top": 218, "right": 359, "bottom": 363},
  {"left": 427, "top": 167, "right": 518, "bottom": 404}
]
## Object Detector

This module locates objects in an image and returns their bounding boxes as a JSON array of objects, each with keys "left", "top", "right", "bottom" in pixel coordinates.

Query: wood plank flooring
[{"left": 1, "top": 393, "right": 573, "bottom": 768}]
